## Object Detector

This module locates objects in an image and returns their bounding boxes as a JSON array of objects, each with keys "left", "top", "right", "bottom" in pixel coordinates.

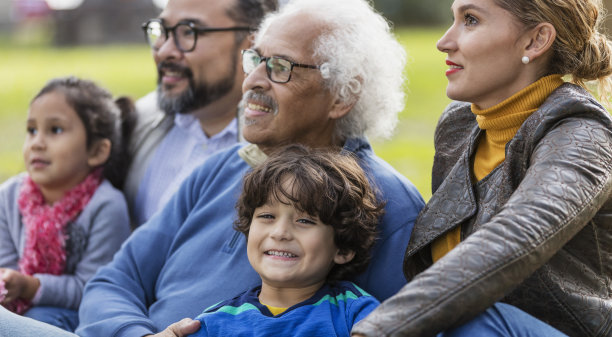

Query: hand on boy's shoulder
[{"left": 144, "top": 318, "right": 201, "bottom": 337}]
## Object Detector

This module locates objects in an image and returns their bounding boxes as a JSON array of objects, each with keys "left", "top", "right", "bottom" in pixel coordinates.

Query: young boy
[{"left": 191, "top": 144, "right": 384, "bottom": 337}]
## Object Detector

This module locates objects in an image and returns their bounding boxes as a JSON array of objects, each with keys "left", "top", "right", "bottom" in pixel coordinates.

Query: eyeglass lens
[
  {"left": 145, "top": 21, "right": 196, "bottom": 52},
  {"left": 268, "top": 58, "right": 291, "bottom": 82},
  {"left": 242, "top": 50, "right": 292, "bottom": 83},
  {"left": 242, "top": 50, "right": 260, "bottom": 73}
]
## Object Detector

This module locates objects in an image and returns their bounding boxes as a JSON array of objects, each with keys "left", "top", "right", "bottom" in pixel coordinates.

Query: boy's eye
[
  {"left": 296, "top": 218, "right": 316, "bottom": 225},
  {"left": 257, "top": 213, "right": 274, "bottom": 220},
  {"left": 51, "top": 126, "right": 64, "bottom": 134},
  {"left": 26, "top": 127, "right": 37, "bottom": 135}
]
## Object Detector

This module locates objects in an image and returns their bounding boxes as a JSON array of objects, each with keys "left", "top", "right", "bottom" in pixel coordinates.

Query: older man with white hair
[
  {"left": 0, "top": 0, "right": 424, "bottom": 336},
  {"left": 79, "top": 1, "right": 424, "bottom": 335}
]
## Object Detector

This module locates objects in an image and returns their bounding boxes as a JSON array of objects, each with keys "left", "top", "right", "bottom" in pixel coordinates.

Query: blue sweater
[
  {"left": 77, "top": 138, "right": 424, "bottom": 337},
  {"left": 191, "top": 281, "right": 379, "bottom": 337}
]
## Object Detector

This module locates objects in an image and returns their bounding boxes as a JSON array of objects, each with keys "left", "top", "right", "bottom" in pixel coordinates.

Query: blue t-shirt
[{"left": 192, "top": 281, "right": 379, "bottom": 337}]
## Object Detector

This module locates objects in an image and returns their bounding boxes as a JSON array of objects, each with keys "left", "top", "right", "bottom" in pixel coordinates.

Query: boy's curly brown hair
[{"left": 235, "top": 144, "right": 384, "bottom": 281}]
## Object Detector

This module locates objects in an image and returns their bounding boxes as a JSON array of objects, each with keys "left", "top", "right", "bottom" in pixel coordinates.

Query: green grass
[{"left": 0, "top": 27, "right": 449, "bottom": 200}]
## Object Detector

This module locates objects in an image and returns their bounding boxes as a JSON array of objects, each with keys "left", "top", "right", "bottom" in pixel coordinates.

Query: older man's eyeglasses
[
  {"left": 142, "top": 19, "right": 253, "bottom": 53},
  {"left": 241, "top": 49, "right": 320, "bottom": 84}
]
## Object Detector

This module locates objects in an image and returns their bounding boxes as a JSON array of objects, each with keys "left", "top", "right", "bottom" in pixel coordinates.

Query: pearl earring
[{"left": 521, "top": 56, "right": 530, "bottom": 64}]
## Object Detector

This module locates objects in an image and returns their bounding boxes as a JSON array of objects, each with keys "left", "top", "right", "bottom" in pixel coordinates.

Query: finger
[
  {"left": 2, "top": 269, "right": 15, "bottom": 282},
  {"left": 167, "top": 318, "right": 200, "bottom": 337},
  {"left": 2, "top": 293, "right": 16, "bottom": 305},
  {"left": 0, "top": 278, "right": 6, "bottom": 302},
  {"left": 177, "top": 318, "right": 200, "bottom": 335}
]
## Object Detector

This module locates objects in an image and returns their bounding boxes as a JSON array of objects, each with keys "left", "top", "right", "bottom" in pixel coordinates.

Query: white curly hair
[{"left": 254, "top": 0, "right": 407, "bottom": 140}]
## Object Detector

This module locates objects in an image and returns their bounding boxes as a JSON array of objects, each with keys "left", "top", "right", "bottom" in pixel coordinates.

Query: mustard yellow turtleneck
[{"left": 431, "top": 75, "right": 564, "bottom": 263}]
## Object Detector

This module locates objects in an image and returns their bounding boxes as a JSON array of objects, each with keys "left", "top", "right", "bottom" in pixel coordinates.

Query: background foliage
[
  {"left": 0, "top": 27, "right": 449, "bottom": 200},
  {"left": 374, "top": 0, "right": 453, "bottom": 26},
  {"left": 4, "top": 0, "right": 612, "bottom": 201}
]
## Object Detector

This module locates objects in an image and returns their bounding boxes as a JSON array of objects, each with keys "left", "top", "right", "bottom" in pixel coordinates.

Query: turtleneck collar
[
  {"left": 431, "top": 74, "right": 565, "bottom": 263},
  {"left": 471, "top": 74, "right": 564, "bottom": 145}
]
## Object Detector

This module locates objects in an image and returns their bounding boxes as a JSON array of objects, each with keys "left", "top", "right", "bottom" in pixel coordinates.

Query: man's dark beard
[{"left": 156, "top": 56, "right": 237, "bottom": 115}]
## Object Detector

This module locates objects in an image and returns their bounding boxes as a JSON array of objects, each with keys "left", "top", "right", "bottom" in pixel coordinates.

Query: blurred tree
[
  {"left": 373, "top": 0, "right": 453, "bottom": 26},
  {"left": 376, "top": 0, "right": 612, "bottom": 32},
  {"left": 37, "top": 0, "right": 612, "bottom": 45},
  {"left": 604, "top": 0, "right": 612, "bottom": 37},
  {"left": 52, "top": 0, "right": 159, "bottom": 46}
]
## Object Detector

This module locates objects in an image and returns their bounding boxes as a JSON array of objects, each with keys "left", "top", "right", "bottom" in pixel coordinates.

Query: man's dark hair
[
  {"left": 235, "top": 144, "right": 384, "bottom": 281},
  {"left": 227, "top": 0, "right": 278, "bottom": 43}
]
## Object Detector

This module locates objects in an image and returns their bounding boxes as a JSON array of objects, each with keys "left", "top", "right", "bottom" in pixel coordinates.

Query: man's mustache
[{"left": 241, "top": 90, "right": 279, "bottom": 115}]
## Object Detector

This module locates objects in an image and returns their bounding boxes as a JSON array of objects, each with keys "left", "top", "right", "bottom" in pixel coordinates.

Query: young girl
[
  {"left": 354, "top": 0, "right": 612, "bottom": 336},
  {"left": 0, "top": 76, "right": 133, "bottom": 332}
]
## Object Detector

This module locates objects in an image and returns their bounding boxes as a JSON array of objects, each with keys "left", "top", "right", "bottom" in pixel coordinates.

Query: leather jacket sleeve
[{"left": 352, "top": 116, "right": 612, "bottom": 336}]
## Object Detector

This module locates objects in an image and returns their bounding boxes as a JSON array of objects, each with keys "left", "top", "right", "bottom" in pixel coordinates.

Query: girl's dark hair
[
  {"left": 235, "top": 144, "right": 384, "bottom": 281},
  {"left": 32, "top": 76, "right": 136, "bottom": 189}
]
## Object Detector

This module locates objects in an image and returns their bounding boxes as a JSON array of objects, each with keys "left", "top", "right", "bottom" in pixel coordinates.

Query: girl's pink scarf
[{"left": 2, "top": 169, "right": 102, "bottom": 314}]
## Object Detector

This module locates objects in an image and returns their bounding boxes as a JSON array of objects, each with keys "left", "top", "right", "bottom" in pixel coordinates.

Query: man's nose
[
  {"left": 155, "top": 33, "right": 183, "bottom": 60},
  {"left": 242, "top": 60, "right": 271, "bottom": 93}
]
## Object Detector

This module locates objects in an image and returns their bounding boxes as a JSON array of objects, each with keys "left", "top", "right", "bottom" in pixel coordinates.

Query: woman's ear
[
  {"left": 87, "top": 138, "right": 111, "bottom": 168},
  {"left": 334, "top": 249, "right": 356, "bottom": 265},
  {"left": 523, "top": 22, "right": 556, "bottom": 61}
]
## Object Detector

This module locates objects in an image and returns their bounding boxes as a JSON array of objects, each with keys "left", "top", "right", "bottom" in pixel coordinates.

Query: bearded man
[{"left": 124, "top": 0, "right": 277, "bottom": 225}]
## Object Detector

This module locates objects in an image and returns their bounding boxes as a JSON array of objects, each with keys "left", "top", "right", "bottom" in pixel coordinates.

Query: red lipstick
[{"left": 445, "top": 60, "right": 463, "bottom": 76}]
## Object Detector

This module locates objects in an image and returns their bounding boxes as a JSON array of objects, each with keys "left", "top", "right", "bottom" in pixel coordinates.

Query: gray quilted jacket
[{"left": 353, "top": 83, "right": 612, "bottom": 337}]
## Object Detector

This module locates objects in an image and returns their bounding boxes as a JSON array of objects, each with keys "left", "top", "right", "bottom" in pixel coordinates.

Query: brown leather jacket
[{"left": 352, "top": 84, "right": 612, "bottom": 337}]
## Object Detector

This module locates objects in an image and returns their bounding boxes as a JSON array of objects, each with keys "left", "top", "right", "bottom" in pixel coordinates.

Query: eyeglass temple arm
[
  {"left": 193, "top": 26, "right": 254, "bottom": 33},
  {"left": 293, "top": 63, "right": 319, "bottom": 69}
]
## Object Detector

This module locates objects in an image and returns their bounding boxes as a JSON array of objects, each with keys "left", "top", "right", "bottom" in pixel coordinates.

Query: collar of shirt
[
  {"left": 238, "top": 137, "right": 370, "bottom": 169},
  {"left": 174, "top": 113, "right": 238, "bottom": 144}
]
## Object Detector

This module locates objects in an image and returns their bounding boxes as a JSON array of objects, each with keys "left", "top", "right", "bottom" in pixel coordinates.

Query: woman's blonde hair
[{"left": 496, "top": 0, "right": 612, "bottom": 107}]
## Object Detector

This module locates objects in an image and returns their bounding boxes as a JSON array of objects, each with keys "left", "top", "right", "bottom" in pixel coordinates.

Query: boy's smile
[
  {"left": 247, "top": 198, "right": 340, "bottom": 291},
  {"left": 264, "top": 250, "right": 298, "bottom": 259},
  {"left": 246, "top": 177, "right": 355, "bottom": 307}
]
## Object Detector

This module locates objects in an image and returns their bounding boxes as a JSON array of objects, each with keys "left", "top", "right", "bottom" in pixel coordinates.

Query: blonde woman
[{"left": 354, "top": 0, "right": 612, "bottom": 336}]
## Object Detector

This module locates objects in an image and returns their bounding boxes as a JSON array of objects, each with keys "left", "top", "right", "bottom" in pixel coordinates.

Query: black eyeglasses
[
  {"left": 142, "top": 19, "right": 253, "bottom": 53},
  {"left": 241, "top": 49, "right": 320, "bottom": 83}
]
